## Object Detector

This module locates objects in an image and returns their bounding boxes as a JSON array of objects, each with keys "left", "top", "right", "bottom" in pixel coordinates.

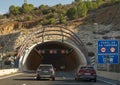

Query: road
[{"left": 0, "top": 72, "right": 116, "bottom": 85}]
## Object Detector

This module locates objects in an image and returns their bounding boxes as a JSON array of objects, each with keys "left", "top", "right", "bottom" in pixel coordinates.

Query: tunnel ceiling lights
[
  {"left": 37, "top": 49, "right": 46, "bottom": 54},
  {"left": 37, "top": 49, "right": 69, "bottom": 55}
]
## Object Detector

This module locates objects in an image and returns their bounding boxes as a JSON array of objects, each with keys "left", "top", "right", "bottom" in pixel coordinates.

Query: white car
[{"left": 36, "top": 64, "right": 55, "bottom": 81}]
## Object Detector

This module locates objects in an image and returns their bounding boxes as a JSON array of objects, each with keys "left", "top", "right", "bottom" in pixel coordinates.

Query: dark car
[
  {"left": 36, "top": 64, "right": 55, "bottom": 81},
  {"left": 75, "top": 65, "right": 97, "bottom": 82}
]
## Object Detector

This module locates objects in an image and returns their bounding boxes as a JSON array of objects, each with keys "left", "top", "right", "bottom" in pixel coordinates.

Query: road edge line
[
  {"left": 0, "top": 73, "right": 23, "bottom": 80},
  {"left": 98, "top": 78, "right": 117, "bottom": 85}
]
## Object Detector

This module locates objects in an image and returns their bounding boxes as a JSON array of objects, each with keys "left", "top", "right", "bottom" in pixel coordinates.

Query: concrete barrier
[
  {"left": 97, "top": 71, "right": 120, "bottom": 81},
  {"left": 0, "top": 69, "right": 18, "bottom": 76}
]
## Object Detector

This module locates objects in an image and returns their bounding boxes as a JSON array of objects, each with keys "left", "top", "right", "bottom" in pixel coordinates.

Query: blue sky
[{"left": 0, "top": 0, "right": 74, "bottom": 14}]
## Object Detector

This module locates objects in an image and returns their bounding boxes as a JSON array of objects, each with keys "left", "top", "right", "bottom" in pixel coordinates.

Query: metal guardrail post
[{"left": 42, "top": 27, "right": 45, "bottom": 43}]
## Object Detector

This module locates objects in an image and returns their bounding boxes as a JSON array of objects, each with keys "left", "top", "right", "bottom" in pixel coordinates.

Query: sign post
[{"left": 98, "top": 40, "right": 119, "bottom": 64}]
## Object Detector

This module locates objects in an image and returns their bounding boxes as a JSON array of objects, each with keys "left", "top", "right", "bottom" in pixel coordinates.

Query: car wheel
[
  {"left": 75, "top": 78, "right": 77, "bottom": 80},
  {"left": 75, "top": 78, "right": 78, "bottom": 81},
  {"left": 52, "top": 77, "right": 55, "bottom": 81},
  {"left": 93, "top": 79, "right": 96, "bottom": 82},
  {"left": 36, "top": 76, "right": 40, "bottom": 80}
]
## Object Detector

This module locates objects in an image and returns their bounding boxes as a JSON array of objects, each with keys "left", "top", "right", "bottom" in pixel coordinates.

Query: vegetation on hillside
[{"left": 1, "top": 0, "right": 120, "bottom": 26}]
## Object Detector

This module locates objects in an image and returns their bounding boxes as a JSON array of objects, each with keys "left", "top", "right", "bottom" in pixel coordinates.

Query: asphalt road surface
[{"left": 0, "top": 72, "right": 116, "bottom": 85}]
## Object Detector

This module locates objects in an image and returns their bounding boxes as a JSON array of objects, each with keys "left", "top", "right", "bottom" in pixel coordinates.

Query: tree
[
  {"left": 81, "top": 3, "right": 88, "bottom": 17},
  {"left": 96, "top": 0, "right": 103, "bottom": 6},
  {"left": 21, "top": 3, "right": 34, "bottom": 13},
  {"left": 77, "top": 2, "right": 88, "bottom": 17},
  {"left": 9, "top": 5, "right": 21, "bottom": 15},
  {"left": 39, "top": 5, "right": 50, "bottom": 15},
  {"left": 92, "top": 2, "right": 98, "bottom": 9},
  {"left": 85, "top": 0, "right": 93, "bottom": 10},
  {"left": 74, "top": 0, "right": 82, "bottom": 3},
  {"left": 39, "top": 4, "right": 49, "bottom": 10},
  {"left": 42, "top": 8, "right": 51, "bottom": 15},
  {"left": 66, "top": 7, "right": 77, "bottom": 20}
]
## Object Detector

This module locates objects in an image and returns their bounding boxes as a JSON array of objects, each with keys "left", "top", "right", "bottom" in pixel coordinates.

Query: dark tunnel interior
[{"left": 25, "top": 41, "right": 81, "bottom": 71}]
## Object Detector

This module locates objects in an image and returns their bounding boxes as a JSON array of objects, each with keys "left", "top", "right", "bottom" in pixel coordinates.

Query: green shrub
[
  {"left": 49, "top": 18, "right": 56, "bottom": 24},
  {"left": 67, "top": 7, "right": 77, "bottom": 20},
  {"left": 40, "top": 19, "right": 49, "bottom": 25},
  {"left": 21, "top": 3, "right": 34, "bottom": 13},
  {"left": 59, "top": 15, "right": 66, "bottom": 24},
  {"left": 9, "top": 5, "right": 21, "bottom": 15},
  {"left": 26, "top": 15, "right": 33, "bottom": 21},
  {"left": 0, "top": 14, "right": 3, "bottom": 19},
  {"left": 96, "top": 0, "right": 103, "bottom": 7}
]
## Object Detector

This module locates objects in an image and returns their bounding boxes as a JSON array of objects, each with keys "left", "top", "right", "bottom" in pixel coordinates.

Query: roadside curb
[
  {"left": 0, "top": 69, "right": 19, "bottom": 77},
  {"left": 97, "top": 71, "right": 120, "bottom": 81},
  {"left": 98, "top": 76, "right": 120, "bottom": 85}
]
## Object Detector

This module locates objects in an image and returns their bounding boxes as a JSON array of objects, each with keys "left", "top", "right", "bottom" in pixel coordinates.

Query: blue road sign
[{"left": 98, "top": 40, "right": 119, "bottom": 64}]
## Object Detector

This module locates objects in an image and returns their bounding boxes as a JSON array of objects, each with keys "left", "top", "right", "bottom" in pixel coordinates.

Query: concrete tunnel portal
[
  {"left": 20, "top": 41, "right": 87, "bottom": 72},
  {"left": 18, "top": 26, "right": 88, "bottom": 72}
]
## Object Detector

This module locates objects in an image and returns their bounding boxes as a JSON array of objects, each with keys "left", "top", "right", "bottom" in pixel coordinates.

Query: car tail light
[
  {"left": 90, "top": 70, "right": 96, "bottom": 75},
  {"left": 50, "top": 68, "right": 53, "bottom": 72},
  {"left": 78, "top": 70, "right": 84, "bottom": 75}
]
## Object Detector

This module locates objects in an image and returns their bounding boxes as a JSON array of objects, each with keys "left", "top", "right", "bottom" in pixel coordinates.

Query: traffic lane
[
  {"left": 0, "top": 73, "right": 53, "bottom": 85},
  {"left": 0, "top": 72, "right": 111, "bottom": 85},
  {"left": 97, "top": 76, "right": 120, "bottom": 85},
  {"left": 53, "top": 78, "right": 111, "bottom": 85}
]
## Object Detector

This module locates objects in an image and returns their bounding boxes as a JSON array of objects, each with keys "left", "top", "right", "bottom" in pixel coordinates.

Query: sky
[{"left": 0, "top": 0, "right": 74, "bottom": 14}]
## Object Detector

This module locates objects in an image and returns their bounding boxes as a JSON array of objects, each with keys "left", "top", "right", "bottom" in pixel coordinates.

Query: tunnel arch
[{"left": 18, "top": 26, "right": 90, "bottom": 72}]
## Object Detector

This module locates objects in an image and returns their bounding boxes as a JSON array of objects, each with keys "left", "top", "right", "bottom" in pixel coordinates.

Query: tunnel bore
[{"left": 23, "top": 41, "right": 86, "bottom": 72}]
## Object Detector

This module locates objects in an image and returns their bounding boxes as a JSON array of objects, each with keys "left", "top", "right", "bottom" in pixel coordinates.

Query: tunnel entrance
[
  {"left": 18, "top": 26, "right": 88, "bottom": 72},
  {"left": 25, "top": 41, "right": 82, "bottom": 71}
]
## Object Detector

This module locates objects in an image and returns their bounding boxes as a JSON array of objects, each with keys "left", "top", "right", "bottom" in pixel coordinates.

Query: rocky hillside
[
  {"left": 86, "top": 2, "right": 120, "bottom": 30},
  {"left": 0, "top": 1, "right": 120, "bottom": 57}
]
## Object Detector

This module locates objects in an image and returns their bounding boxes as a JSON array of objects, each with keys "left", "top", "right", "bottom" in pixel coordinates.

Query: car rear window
[
  {"left": 39, "top": 66, "right": 52, "bottom": 69},
  {"left": 81, "top": 67, "right": 94, "bottom": 70}
]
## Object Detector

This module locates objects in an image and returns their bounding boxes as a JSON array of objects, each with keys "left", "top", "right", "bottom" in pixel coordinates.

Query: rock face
[
  {"left": 0, "top": 20, "right": 40, "bottom": 35},
  {"left": 0, "top": 29, "right": 32, "bottom": 56},
  {"left": 87, "top": 3, "right": 120, "bottom": 30},
  {"left": 77, "top": 24, "right": 120, "bottom": 72},
  {"left": 77, "top": 24, "right": 120, "bottom": 55}
]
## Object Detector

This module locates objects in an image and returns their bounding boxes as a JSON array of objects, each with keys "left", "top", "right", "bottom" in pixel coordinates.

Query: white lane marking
[
  {"left": 98, "top": 78, "right": 117, "bottom": 85},
  {"left": 23, "top": 84, "right": 26, "bottom": 85},
  {"left": 62, "top": 77, "right": 66, "bottom": 79},
  {"left": 54, "top": 83, "right": 81, "bottom": 85},
  {"left": 0, "top": 73, "right": 23, "bottom": 80}
]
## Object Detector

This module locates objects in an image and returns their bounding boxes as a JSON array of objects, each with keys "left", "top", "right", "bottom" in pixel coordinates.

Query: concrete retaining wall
[{"left": 97, "top": 71, "right": 120, "bottom": 81}]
